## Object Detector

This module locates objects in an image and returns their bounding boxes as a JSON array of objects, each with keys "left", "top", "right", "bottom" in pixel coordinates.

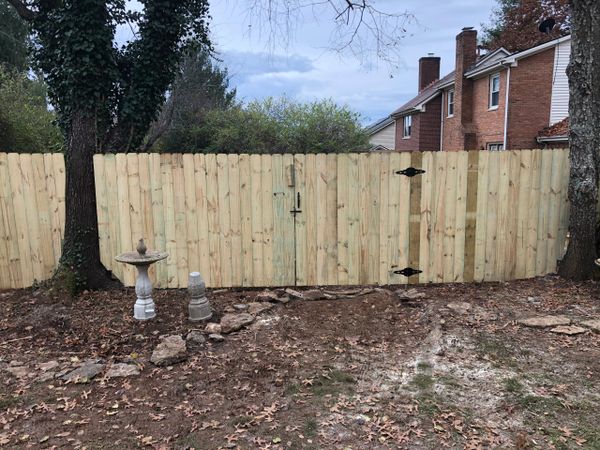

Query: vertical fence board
[
  {"left": 347, "top": 153, "right": 360, "bottom": 285},
  {"left": 216, "top": 154, "right": 232, "bottom": 286},
  {"left": 337, "top": 153, "right": 350, "bottom": 284},
  {"left": 0, "top": 154, "right": 21, "bottom": 288},
  {"left": 408, "top": 152, "right": 422, "bottom": 285},
  {"left": 443, "top": 152, "right": 457, "bottom": 282},
  {"left": 463, "top": 151, "right": 479, "bottom": 283},
  {"left": 105, "top": 155, "right": 122, "bottom": 281},
  {"left": 453, "top": 151, "right": 469, "bottom": 282},
  {"left": 515, "top": 150, "right": 532, "bottom": 279},
  {"left": 547, "top": 149, "right": 565, "bottom": 274},
  {"left": 536, "top": 150, "right": 552, "bottom": 275},
  {"left": 228, "top": 154, "right": 242, "bottom": 286},
  {"left": 325, "top": 154, "right": 338, "bottom": 285},
  {"left": 474, "top": 151, "right": 489, "bottom": 282},
  {"left": 193, "top": 154, "right": 210, "bottom": 286},
  {"left": 494, "top": 151, "right": 510, "bottom": 280},
  {"left": 150, "top": 154, "right": 166, "bottom": 287},
  {"left": 304, "top": 154, "right": 318, "bottom": 285},
  {"left": 261, "top": 154, "right": 274, "bottom": 286},
  {"left": 386, "top": 153, "right": 400, "bottom": 284},
  {"left": 239, "top": 154, "right": 253, "bottom": 286},
  {"left": 526, "top": 150, "right": 542, "bottom": 277},
  {"left": 378, "top": 152, "right": 391, "bottom": 284},
  {"left": 183, "top": 154, "right": 199, "bottom": 281},
  {"left": 315, "top": 154, "right": 327, "bottom": 285},
  {"left": 418, "top": 151, "right": 434, "bottom": 284},
  {"left": 293, "top": 154, "right": 306, "bottom": 285}
]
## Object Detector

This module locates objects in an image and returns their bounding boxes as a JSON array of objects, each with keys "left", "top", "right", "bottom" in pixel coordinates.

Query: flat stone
[
  {"left": 517, "top": 315, "right": 571, "bottom": 328},
  {"left": 233, "top": 304, "right": 248, "bottom": 311},
  {"left": 6, "top": 366, "right": 30, "bottom": 378},
  {"left": 220, "top": 313, "right": 255, "bottom": 334},
  {"left": 209, "top": 333, "right": 225, "bottom": 342},
  {"left": 446, "top": 302, "right": 472, "bottom": 314},
  {"left": 186, "top": 330, "right": 206, "bottom": 346},
  {"left": 150, "top": 335, "right": 187, "bottom": 366},
  {"left": 284, "top": 288, "right": 330, "bottom": 301},
  {"left": 255, "top": 290, "right": 282, "bottom": 302},
  {"left": 247, "top": 302, "right": 274, "bottom": 316},
  {"left": 581, "top": 319, "right": 600, "bottom": 333},
  {"left": 38, "top": 361, "right": 60, "bottom": 372},
  {"left": 36, "top": 372, "right": 55, "bottom": 383},
  {"left": 62, "top": 363, "right": 104, "bottom": 383},
  {"left": 395, "top": 288, "right": 426, "bottom": 301},
  {"left": 105, "top": 363, "right": 140, "bottom": 378},
  {"left": 550, "top": 325, "right": 587, "bottom": 336},
  {"left": 205, "top": 323, "right": 222, "bottom": 334}
]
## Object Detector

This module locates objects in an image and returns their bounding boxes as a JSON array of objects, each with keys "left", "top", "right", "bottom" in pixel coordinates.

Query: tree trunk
[
  {"left": 558, "top": 0, "right": 600, "bottom": 280},
  {"left": 58, "top": 111, "right": 114, "bottom": 291}
]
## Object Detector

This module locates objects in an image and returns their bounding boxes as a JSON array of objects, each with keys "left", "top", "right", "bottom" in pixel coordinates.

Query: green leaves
[{"left": 25, "top": 0, "right": 211, "bottom": 151}]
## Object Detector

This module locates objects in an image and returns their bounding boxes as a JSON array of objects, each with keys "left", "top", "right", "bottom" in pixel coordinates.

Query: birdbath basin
[{"left": 115, "top": 239, "right": 168, "bottom": 320}]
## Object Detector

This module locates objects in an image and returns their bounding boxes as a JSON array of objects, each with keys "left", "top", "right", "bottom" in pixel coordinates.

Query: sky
[{"left": 207, "top": 0, "right": 498, "bottom": 125}]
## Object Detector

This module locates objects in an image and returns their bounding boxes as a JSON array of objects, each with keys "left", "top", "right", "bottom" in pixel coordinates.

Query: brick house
[{"left": 375, "top": 28, "right": 571, "bottom": 151}]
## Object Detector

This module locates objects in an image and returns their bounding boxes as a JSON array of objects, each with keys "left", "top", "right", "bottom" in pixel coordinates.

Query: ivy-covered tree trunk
[
  {"left": 59, "top": 111, "right": 113, "bottom": 290},
  {"left": 558, "top": 0, "right": 600, "bottom": 280}
]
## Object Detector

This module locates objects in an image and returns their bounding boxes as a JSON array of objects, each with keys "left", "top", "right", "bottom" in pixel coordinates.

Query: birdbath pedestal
[{"left": 115, "top": 239, "right": 168, "bottom": 320}]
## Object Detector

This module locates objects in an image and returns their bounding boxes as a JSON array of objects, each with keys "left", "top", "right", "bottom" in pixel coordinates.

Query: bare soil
[{"left": 1, "top": 277, "right": 600, "bottom": 449}]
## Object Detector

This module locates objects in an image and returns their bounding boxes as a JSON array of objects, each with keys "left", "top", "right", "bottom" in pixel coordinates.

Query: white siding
[
  {"left": 550, "top": 39, "right": 570, "bottom": 125},
  {"left": 369, "top": 122, "right": 396, "bottom": 150}
]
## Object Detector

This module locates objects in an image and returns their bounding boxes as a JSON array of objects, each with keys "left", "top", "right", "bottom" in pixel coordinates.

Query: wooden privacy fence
[
  {"left": 0, "top": 150, "right": 569, "bottom": 289},
  {"left": 0, "top": 153, "right": 65, "bottom": 289},
  {"left": 90, "top": 149, "right": 570, "bottom": 289}
]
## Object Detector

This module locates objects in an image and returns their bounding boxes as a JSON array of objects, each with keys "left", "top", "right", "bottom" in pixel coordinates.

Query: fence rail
[{"left": 0, "top": 149, "right": 570, "bottom": 289}]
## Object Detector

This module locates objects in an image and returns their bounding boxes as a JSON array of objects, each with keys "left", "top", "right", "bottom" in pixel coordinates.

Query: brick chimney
[
  {"left": 418, "top": 54, "right": 440, "bottom": 91},
  {"left": 454, "top": 27, "right": 478, "bottom": 149}
]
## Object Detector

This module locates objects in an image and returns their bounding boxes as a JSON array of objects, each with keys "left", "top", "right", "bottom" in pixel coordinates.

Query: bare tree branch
[
  {"left": 5, "top": 0, "right": 36, "bottom": 21},
  {"left": 241, "top": 0, "right": 415, "bottom": 66}
]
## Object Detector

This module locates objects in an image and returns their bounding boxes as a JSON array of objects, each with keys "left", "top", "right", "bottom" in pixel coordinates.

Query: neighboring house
[
  {"left": 371, "top": 27, "right": 571, "bottom": 151},
  {"left": 366, "top": 116, "right": 396, "bottom": 151}
]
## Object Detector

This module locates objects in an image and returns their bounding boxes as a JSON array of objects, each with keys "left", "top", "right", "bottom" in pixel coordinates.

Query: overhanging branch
[{"left": 6, "top": 0, "right": 37, "bottom": 21}]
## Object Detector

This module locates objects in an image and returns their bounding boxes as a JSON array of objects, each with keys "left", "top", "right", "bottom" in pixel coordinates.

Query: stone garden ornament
[
  {"left": 115, "top": 239, "right": 168, "bottom": 320},
  {"left": 188, "top": 272, "right": 212, "bottom": 321}
]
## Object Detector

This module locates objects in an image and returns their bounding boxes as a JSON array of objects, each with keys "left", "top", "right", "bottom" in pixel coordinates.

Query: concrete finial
[{"left": 137, "top": 238, "right": 147, "bottom": 256}]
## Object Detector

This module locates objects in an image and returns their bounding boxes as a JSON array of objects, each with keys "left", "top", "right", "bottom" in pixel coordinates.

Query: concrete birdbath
[{"left": 115, "top": 239, "right": 168, "bottom": 320}]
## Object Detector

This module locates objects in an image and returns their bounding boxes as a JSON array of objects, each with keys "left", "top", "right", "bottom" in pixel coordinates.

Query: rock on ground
[
  {"left": 255, "top": 290, "right": 290, "bottom": 303},
  {"left": 209, "top": 333, "right": 225, "bottom": 342},
  {"left": 186, "top": 330, "right": 206, "bottom": 346},
  {"left": 550, "top": 325, "right": 587, "bottom": 335},
  {"left": 446, "top": 302, "right": 472, "bottom": 314},
  {"left": 5, "top": 365, "right": 30, "bottom": 378},
  {"left": 105, "top": 363, "right": 140, "bottom": 378},
  {"left": 395, "top": 288, "right": 426, "bottom": 301},
  {"left": 38, "top": 361, "right": 60, "bottom": 372},
  {"left": 517, "top": 315, "right": 571, "bottom": 328},
  {"left": 151, "top": 335, "right": 187, "bottom": 366},
  {"left": 62, "top": 362, "right": 104, "bottom": 383},
  {"left": 205, "top": 323, "right": 222, "bottom": 334},
  {"left": 581, "top": 319, "right": 600, "bottom": 333},
  {"left": 220, "top": 313, "right": 255, "bottom": 334},
  {"left": 247, "top": 302, "right": 274, "bottom": 316}
]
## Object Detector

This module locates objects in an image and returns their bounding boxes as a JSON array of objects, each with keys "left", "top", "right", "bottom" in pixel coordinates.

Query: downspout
[
  {"left": 503, "top": 65, "right": 511, "bottom": 149},
  {"left": 440, "top": 92, "right": 444, "bottom": 151}
]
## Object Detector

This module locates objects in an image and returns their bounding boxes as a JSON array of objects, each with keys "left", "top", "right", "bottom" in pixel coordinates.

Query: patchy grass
[
  {"left": 311, "top": 369, "right": 356, "bottom": 397},
  {"left": 503, "top": 377, "right": 525, "bottom": 393},
  {"left": 411, "top": 373, "right": 435, "bottom": 390}
]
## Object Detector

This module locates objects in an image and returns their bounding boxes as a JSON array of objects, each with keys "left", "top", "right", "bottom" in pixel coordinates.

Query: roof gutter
[{"left": 536, "top": 135, "right": 569, "bottom": 143}]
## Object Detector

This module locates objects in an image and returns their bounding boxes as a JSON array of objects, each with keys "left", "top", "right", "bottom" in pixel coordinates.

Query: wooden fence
[
  {"left": 0, "top": 153, "right": 65, "bottom": 289},
  {"left": 0, "top": 149, "right": 570, "bottom": 289}
]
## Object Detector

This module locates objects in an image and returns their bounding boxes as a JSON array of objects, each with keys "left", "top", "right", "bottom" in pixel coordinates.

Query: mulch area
[{"left": 1, "top": 277, "right": 600, "bottom": 449}]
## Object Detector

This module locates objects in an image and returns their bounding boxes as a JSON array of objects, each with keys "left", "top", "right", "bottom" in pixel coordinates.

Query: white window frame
[
  {"left": 403, "top": 115, "right": 412, "bottom": 138},
  {"left": 447, "top": 89, "right": 455, "bottom": 117},
  {"left": 489, "top": 73, "right": 500, "bottom": 110},
  {"left": 487, "top": 142, "right": 504, "bottom": 151}
]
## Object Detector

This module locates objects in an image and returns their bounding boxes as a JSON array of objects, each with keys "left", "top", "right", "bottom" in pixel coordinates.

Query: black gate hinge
[
  {"left": 393, "top": 267, "right": 422, "bottom": 277},
  {"left": 395, "top": 167, "right": 425, "bottom": 177}
]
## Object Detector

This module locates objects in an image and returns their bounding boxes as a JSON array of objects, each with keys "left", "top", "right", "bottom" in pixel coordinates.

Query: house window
[
  {"left": 487, "top": 142, "right": 504, "bottom": 151},
  {"left": 403, "top": 115, "right": 412, "bottom": 138},
  {"left": 489, "top": 73, "right": 500, "bottom": 109},
  {"left": 447, "top": 89, "right": 455, "bottom": 117}
]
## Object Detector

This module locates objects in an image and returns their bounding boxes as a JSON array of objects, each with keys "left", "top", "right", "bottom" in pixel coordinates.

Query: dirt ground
[{"left": 1, "top": 277, "right": 600, "bottom": 449}]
